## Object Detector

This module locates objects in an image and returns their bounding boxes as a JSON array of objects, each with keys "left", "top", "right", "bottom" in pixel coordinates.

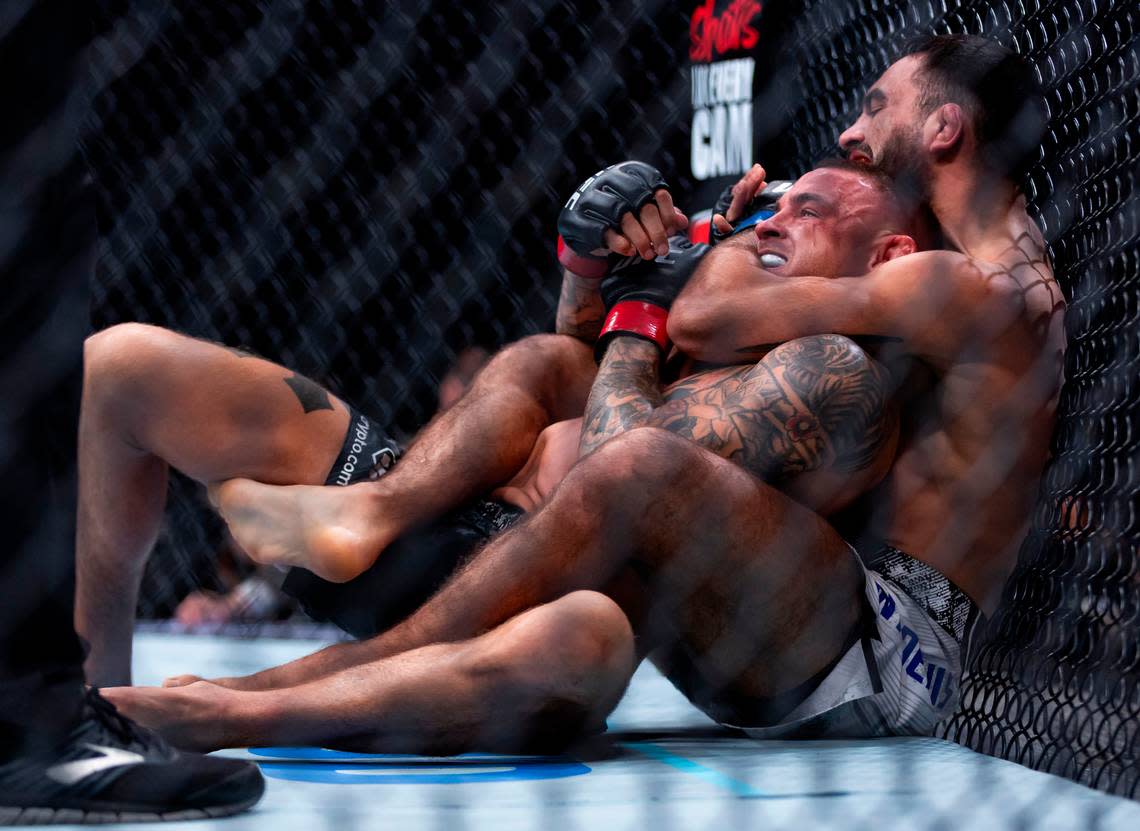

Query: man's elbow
[{"left": 667, "top": 302, "right": 716, "bottom": 359}]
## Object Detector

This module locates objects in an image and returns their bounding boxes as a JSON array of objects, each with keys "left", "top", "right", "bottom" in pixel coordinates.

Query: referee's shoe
[{"left": 0, "top": 687, "right": 264, "bottom": 824}]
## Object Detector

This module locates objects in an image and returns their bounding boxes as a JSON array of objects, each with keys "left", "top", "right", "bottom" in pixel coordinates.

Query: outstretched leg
[
  {"left": 216, "top": 428, "right": 863, "bottom": 702},
  {"left": 212, "top": 334, "right": 596, "bottom": 581},
  {"left": 105, "top": 591, "right": 634, "bottom": 755},
  {"left": 77, "top": 324, "right": 356, "bottom": 686},
  {"left": 369, "top": 428, "right": 863, "bottom": 700}
]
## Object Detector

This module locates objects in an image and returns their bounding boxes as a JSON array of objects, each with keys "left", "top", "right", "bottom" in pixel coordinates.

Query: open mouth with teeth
[{"left": 759, "top": 253, "right": 787, "bottom": 268}]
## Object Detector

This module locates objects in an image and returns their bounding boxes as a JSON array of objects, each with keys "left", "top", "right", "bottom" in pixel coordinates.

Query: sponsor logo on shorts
[
  {"left": 874, "top": 581, "right": 954, "bottom": 710},
  {"left": 334, "top": 414, "right": 396, "bottom": 486}
]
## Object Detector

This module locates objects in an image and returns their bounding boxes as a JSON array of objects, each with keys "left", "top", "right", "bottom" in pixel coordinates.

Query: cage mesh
[{"left": 84, "top": 0, "right": 1138, "bottom": 799}]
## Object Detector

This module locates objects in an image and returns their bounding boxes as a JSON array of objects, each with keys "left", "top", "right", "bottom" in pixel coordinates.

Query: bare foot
[
  {"left": 210, "top": 479, "right": 388, "bottom": 582},
  {"left": 102, "top": 683, "right": 239, "bottom": 752}
]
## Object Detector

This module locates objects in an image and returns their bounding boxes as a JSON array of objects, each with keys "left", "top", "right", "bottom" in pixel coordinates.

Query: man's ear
[
  {"left": 928, "top": 103, "right": 966, "bottom": 155},
  {"left": 870, "top": 234, "right": 917, "bottom": 268}
]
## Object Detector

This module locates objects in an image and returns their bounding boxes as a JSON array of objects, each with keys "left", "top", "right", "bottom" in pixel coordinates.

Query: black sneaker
[{"left": 0, "top": 688, "right": 264, "bottom": 824}]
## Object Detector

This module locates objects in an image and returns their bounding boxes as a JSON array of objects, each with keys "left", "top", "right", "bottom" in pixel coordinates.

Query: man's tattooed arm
[
  {"left": 555, "top": 271, "right": 607, "bottom": 343},
  {"left": 578, "top": 337, "right": 664, "bottom": 457},
  {"left": 649, "top": 334, "right": 897, "bottom": 482}
]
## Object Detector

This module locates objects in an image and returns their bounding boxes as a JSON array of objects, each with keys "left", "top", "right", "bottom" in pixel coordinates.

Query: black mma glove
[
  {"left": 595, "top": 235, "right": 709, "bottom": 360},
  {"left": 557, "top": 161, "right": 670, "bottom": 278},
  {"left": 709, "top": 179, "right": 795, "bottom": 245}
]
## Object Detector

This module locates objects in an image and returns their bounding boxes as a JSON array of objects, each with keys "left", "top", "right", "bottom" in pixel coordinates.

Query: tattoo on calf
[{"left": 284, "top": 373, "right": 335, "bottom": 414}]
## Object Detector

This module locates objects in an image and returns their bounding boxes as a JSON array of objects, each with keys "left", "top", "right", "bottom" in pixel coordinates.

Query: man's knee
[
  {"left": 540, "top": 591, "right": 635, "bottom": 678},
  {"left": 84, "top": 322, "right": 177, "bottom": 395},
  {"left": 482, "top": 334, "right": 595, "bottom": 412},
  {"left": 476, "top": 592, "right": 634, "bottom": 752},
  {"left": 578, "top": 427, "right": 713, "bottom": 500}
]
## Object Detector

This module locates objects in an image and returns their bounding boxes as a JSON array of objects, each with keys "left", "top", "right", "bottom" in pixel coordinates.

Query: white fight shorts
[{"left": 731, "top": 545, "right": 983, "bottom": 739}]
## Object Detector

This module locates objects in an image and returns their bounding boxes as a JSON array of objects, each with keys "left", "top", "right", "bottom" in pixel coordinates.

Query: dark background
[{"left": 82, "top": 0, "right": 1137, "bottom": 797}]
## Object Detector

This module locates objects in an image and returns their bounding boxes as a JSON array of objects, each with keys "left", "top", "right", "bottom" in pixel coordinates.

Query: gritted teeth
[{"left": 760, "top": 253, "right": 787, "bottom": 268}]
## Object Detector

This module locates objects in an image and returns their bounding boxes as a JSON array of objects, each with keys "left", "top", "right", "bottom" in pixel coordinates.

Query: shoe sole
[{"left": 0, "top": 793, "right": 261, "bottom": 825}]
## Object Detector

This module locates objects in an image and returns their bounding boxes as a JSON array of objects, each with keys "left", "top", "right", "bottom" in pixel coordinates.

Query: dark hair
[{"left": 904, "top": 34, "right": 1046, "bottom": 184}]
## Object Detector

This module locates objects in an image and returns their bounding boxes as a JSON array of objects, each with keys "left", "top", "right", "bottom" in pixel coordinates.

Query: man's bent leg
[
  {"left": 212, "top": 334, "right": 596, "bottom": 581},
  {"left": 77, "top": 324, "right": 353, "bottom": 686},
  {"left": 379, "top": 428, "right": 863, "bottom": 698},
  {"left": 105, "top": 591, "right": 634, "bottom": 754},
  {"left": 220, "top": 428, "right": 861, "bottom": 701}
]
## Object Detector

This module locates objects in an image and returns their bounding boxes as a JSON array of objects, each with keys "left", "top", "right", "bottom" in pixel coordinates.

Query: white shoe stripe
[{"left": 45, "top": 744, "right": 147, "bottom": 785}]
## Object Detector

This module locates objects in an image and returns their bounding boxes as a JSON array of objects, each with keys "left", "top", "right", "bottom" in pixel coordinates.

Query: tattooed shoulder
[
  {"left": 766, "top": 335, "right": 897, "bottom": 475},
  {"left": 647, "top": 334, "right": 896, "bottom": 482}
]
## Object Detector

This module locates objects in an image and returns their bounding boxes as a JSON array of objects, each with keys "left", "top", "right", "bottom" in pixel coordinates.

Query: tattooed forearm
[
  {"left": 555, "top": 271, "right": 607, "bottom": 342},
  {"left": 650, "top": 334, "right": 896, "bottom": 482},
  {"left": 651, "top": 363, "right": 825, "bottom": 480},
  {"left": 579, "top": 338, "right": 663, "bottom": 457}
]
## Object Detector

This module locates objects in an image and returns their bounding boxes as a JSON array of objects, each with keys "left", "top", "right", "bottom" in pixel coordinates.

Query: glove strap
[
  {"left": 597, "top": 301, "right": 670, "bottom": 358},
  {"left": 557, "top": 234, "right": 609, "bottom": 279}
]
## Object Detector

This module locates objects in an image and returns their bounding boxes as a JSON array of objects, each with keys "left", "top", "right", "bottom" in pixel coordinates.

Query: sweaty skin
[
  {"left": 78, "top": 325, "right": 599, "bottom": 685},
  {"left": 671, "top": 57, "right": 1066, "bottom": 612},
  {"left": 101, "top": 42, "right": 1065, "bottom": 759},
  {"left": 101, "top": 166, "right": 915, "bottom": 747},
  {"left": 212, "top": 167, "right": 912, "bottom": 583},
  {"left": 215, "top": 327, "right": 898, "bottom": 579}
]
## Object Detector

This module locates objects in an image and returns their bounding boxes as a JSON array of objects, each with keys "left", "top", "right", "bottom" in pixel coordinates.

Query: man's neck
[{"left": 928, "top": 161, "right": 1020, "bottom": 260}]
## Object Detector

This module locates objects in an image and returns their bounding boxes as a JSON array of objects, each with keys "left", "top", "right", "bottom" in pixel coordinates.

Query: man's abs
[{"left": 876, "top": 367, "right": 1059, "bottom": 613}]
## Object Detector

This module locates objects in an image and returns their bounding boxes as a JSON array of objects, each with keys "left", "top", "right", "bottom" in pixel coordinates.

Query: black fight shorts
[{"left": 281, "top": 408, "right": 524, "bottom": 638}]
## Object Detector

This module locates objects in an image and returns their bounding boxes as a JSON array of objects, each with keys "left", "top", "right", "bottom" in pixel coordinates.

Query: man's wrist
[
  {"left": 602, "top": 333, "right": 662, "bottom": 359},
  {"left": 599, "top": 301, "right": 669, "bottom": 351},
  {"left": 557, "top": 234, "right": 609, "bottom": 278}
]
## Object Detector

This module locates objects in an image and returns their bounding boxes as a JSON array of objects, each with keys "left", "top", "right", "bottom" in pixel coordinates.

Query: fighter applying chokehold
[{"left": 98, "top": 35, "right": 1063, "bottom": 755}]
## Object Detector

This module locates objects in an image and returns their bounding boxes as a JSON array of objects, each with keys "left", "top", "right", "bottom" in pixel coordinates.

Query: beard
[{"left": 871, "top": 127, "right": 930, "bottom": 203}]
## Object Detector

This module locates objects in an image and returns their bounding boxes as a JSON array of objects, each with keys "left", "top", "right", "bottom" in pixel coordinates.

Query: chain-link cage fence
[{"left": 83, "top": 0, "right": 1137, "bottom": 803}]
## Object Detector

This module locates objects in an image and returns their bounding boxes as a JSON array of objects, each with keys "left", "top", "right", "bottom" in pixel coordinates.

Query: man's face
[
  {"left": 747, "top": 168, "right": 901, "bottom": 278},
  {"left": 838, "top": 55, "right": 928, "bottom": 180}
]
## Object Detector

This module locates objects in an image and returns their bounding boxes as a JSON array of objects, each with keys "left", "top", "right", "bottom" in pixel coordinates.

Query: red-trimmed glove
[
  {"left": 595, "top": 235, "right": 709, "bottom": 360},
  {"left": 556, "top": 161, "right": 670, "bottom": 278}
]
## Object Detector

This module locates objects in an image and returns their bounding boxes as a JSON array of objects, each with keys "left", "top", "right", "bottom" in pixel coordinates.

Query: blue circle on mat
[{"left": 250, "top": 747, "right": 590, "bottom": 785}]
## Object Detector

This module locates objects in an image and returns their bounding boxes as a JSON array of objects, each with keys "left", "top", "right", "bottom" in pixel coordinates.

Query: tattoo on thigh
[{"left": 284, "top": 373, "right": 334, "bottom": 414}]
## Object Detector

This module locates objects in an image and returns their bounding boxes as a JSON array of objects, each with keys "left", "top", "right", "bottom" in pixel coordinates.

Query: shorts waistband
[
  {"left": 860, "top": 545, "right": 981, "bottom": 646},
  {"left": 455, "top": 499, "right": 526, "bottom": 538},
  {"left": 325, "top": 409, "right": 402, "bottom": 487}
]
